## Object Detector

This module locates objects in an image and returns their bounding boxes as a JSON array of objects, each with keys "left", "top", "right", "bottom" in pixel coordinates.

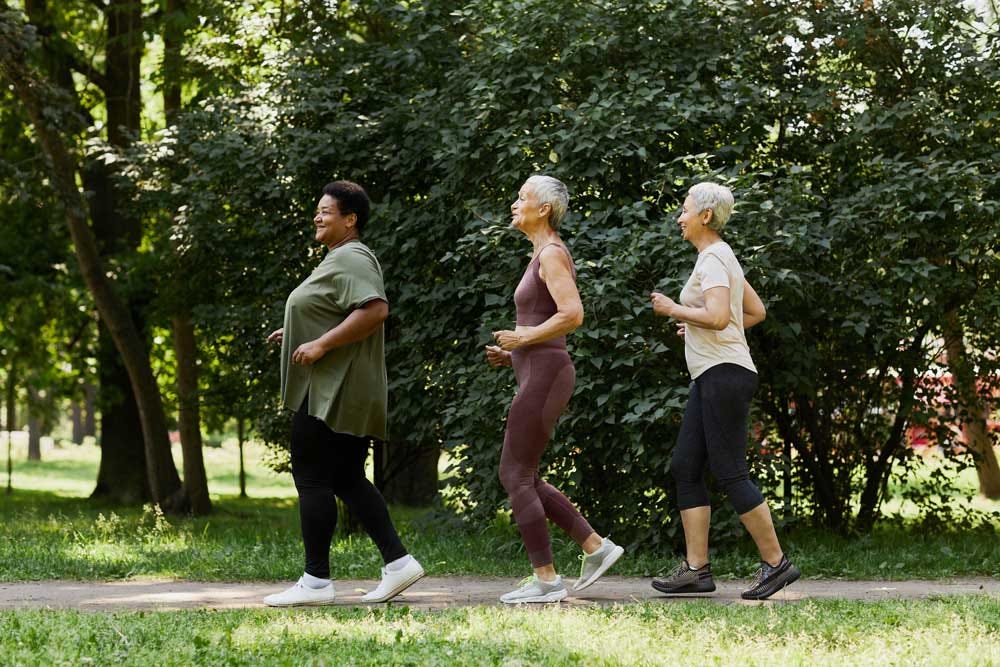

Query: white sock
[
  {"left": 302, "top": 572, "right": 331, "bottom": 589},
  {"left": 386, "top": 554, "right": 413, "bottom": 572}
]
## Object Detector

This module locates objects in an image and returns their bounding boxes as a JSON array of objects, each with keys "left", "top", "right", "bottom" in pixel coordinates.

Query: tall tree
[
  {"left": 161, "top": 0, "right": 210, "bottom": 514},
  {"left": 0, "top": 6, "right": 186, "bottom": 510}
]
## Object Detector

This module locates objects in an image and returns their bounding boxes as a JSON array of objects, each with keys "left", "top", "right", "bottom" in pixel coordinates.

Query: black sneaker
[
  {"left": 651, "top": 560, "right": 716, "bottom": 594},
  {"left": 741, "top": 555, "right": 800, "bottom": 600}
]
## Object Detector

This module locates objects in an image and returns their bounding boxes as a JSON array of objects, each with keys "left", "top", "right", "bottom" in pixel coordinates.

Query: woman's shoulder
[
  {"left": 329, "top": 240, "right": 379, "bottom": 264},
  {"left": 537, "top": 242, "right": 573, "bottom": 264},
  {"left": 700, "top": 241, "right": 740, "bottom": 265}
]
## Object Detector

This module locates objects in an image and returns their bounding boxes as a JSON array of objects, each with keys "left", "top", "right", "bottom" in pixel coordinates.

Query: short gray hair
[
  {"left": 526, "top": 175, "right": 569, "bottom": 229},
  {"left": 688, "top": 182, "right": 734, "bottom": 232}
]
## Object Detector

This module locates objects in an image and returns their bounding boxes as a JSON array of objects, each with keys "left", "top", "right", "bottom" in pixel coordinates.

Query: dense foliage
[{"left": 3, "top": 0, "right": 998, "bottom": 539}]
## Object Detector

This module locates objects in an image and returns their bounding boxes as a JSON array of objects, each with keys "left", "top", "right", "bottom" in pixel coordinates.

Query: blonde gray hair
[
  {"left": 688, "top": 182, "right": 734, "bottom": 232},
  {"left": 526, "top": 175, "right": 569, "bottom": 230}
]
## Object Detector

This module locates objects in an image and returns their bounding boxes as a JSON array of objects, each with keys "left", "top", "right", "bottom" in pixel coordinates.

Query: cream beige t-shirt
[{"left": 678, "top": 241, "right": 757, "bottom": 379}]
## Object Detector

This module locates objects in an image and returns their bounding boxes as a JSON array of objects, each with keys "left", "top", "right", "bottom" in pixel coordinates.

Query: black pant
[
  {"left": 671, "top": 363, "right": 765, "bottom": 515},
  {"left": 291, "top": 410, "right": 407, "bottom": 578}
]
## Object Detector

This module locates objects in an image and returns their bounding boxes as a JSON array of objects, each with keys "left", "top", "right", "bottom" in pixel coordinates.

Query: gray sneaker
[
  {"left": 651, "top": 560, "right": 716, "bottom": 594},
  {"left": 574, "top": 537, "right": 625, "bottom": 591},
  {"left": 499, "top": 575, "right": 568, "bottom": 604}
]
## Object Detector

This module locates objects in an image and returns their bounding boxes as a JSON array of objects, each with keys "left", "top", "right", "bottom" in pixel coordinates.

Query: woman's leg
[
  {"left": 500, "top": 355, "right": 593, "bottom": 575},
  {"left": 290, "top": 411, "right": 339, "bottom": 579},
  {"left": 699, "top": 365, "right": 781, "bottom": 565},
  {"left": 327, "top": 430, "right": 407, "bottom": 565},
  {"left": 670, "top": 380, "right": 712, "bottom": 567}
]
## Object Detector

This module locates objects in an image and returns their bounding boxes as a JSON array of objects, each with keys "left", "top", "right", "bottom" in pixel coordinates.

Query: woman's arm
[
  {"left": 493, "top": 248, "right": 583, "bottom": 350},
  {"left": 650, "top": 287, "right": 730, "bottom": 331},
  {"left": 742, "top": 279, "right": 766, "bottom": 329},
  {"left": 291, "top": 299, "right": 389, "bottom": 365}
]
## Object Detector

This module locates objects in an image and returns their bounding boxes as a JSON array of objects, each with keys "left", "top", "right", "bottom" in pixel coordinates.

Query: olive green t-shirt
[{"left": 280, "top": 240, "right": 388, "bottom": 440}]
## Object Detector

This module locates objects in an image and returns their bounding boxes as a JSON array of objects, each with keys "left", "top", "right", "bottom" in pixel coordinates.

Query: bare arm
[
  {"left": 493, "top": 247, "right": 583, "bottom": 350},
  {"left": 742, "top": 279, "right": 766, "bottom": 329},
  {"left": 291, "top": 299, "right": 389, "bottom": 365},
  {"left": 651, "top": 287, "right": 729, "bottom": 331}
]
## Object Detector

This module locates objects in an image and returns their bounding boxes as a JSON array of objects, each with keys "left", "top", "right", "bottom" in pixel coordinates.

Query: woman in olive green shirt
[{"left": 263, "top": 181, "right": 424, "bottom": 607}]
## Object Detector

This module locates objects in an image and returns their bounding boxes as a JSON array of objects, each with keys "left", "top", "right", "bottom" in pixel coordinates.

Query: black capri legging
[
  {"left": 670, "top": 363, "right": 765, "bottom": 515},
  {"left": 291, "top": 406, "right": 407, "bottom": 579}
]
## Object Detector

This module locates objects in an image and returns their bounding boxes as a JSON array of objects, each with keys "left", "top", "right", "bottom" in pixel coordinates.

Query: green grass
[
  {"left": 1, "top": 438, "right": 998, "bottom": 582},
  {"left": 2, "top": 435, "right": 998, "bottom": 666},
  {"left": 1, "top": 597, "right": 998, "bottom": 666}
]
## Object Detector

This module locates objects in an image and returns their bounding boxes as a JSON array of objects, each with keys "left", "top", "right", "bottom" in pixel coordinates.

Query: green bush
[{"left": 121, "top": 0, "right": 1000, "bottom": 543}]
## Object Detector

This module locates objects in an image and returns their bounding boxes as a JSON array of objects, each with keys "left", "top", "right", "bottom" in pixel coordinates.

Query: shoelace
[
  {"left": 516, "top": 575, "right": 536, "bottom": 591},
  {"left": 748, "top": 564, "right": 766, "bottom": 589},
  {"left": 666, "top": 561, "right": 689, "bottom": 581}
]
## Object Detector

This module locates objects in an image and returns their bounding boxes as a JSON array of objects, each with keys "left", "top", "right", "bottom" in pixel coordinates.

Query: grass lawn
[
  {"left": 1, "top": 434, "right": 998, "bottom": 666},
  {"left": 1, "top": 598, "right": 998, "bottom": 666},
  {"left": 0, "top": 436, "right": 998, "bottom": 582}
]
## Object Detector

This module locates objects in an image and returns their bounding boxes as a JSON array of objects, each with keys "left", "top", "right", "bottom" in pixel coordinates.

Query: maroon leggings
[{"left": 500, "top": 343, "right": 595, "bottom": 567}]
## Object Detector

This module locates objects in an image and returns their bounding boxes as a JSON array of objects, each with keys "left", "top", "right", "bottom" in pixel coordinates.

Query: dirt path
[{"left": 1, "top": 577, "right": 996, "bottom": 611}]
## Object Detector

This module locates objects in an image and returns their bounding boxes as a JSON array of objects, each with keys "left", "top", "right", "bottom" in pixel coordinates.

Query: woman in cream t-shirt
[{"left": 648, "top": 182, "right": 800, "bottom": 601}]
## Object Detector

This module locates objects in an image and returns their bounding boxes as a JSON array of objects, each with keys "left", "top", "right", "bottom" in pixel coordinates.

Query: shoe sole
[
  {"left": 264, "top": 597, "right": 337, "bottom": 607},
  {"left": 500, "top": 589, "right": 568, "bottom": 605},
  {"left": 740, "top": 565, "right": 801, "bottom": 600},
  {"left": 650, "top": 578, "right": 716, "bottom": 595},
  {"left": 361, "top": 569, "right": 425, "bottom": 603},
  {"left": 573, "top": 545, "right": 625, "bottom": 592}
]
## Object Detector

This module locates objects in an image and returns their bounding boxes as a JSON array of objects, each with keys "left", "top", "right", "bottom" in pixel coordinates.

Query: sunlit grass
[
  {"left": 1, "top": 431, "right": 997, "bottom": 582},
  {"left": 0, "top": 432, "right": 296, "bottom": 499},
  {"left": 0, "top": 598, "right": 997, "bottom": 666}
]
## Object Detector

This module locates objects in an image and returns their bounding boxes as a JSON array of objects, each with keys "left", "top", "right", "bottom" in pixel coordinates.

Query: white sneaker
[
  {"left": 500, "top": 575, "right": 568, "bottom": 604},
  {"left": 360, "top": 557, "right": 425, "bottom": 603},
  {"left": 263, "top": 577, "right": 336, "bottom": 607}
]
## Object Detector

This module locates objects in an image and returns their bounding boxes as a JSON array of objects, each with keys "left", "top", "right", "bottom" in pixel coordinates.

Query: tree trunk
[
  {"left": 5, "top": 361, "right": 14, "bottom": 494},
  {"left": 92, "top": 323, "right": 150, "bottom": 504},
  {"left": 162, "top": 0, "right": 209, "bottom": 515},
  {"left": 173, "top": 312, "right": 211, "bottom": 514},
  {"left": 383, "top": 442, "right": 439, "bottom": 506},
  {"left": 0, "top": 18, "right": 186, "bottom": 511},
  {"left": 83, "top": 160, "right": 151, "bottom": 503},
  {"left": 943, "top": 310, "right": 1000, "bottom": 498},
  {"left": 71, "top": 400, "right": 84, "bottom": 444},
  {"left": 27, "top": 417, "right": 41, "bottom": 462},
  {"left": 163, "top": 0, "right": 184, "bottom": 125},
  {"left": 237, "top": 417, "right": 247, "bottom": 498},
  {"left": 83, "top": 382, "right": 97, "bottom": 438},
  {"left": 26, "top": 385, "right": 41, "bottom": 460}
]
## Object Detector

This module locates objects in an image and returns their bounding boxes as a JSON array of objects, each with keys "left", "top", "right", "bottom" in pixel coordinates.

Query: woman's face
[
  {"left": 677, "top": 195, "right": 708, "bottom": 242},
  {"left": 313, "top": 194, "right": 354, "bottom": 248},
  {"left": 510, "top": 182, "right": 548, "bottom": 231}
]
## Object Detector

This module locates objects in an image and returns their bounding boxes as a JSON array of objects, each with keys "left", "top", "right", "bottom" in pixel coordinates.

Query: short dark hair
[{"left": 322, "top": 180, "right": 370, "bottom": 233}]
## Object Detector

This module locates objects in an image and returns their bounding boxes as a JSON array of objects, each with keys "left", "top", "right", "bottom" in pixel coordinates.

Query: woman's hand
[
  {"left": 676, "top": 322, "right": 686, "bottom": 338},
  {"left": 492, "top": 329, "right": 525, "bottom": 351},
  {"left": 292, "top": 340, "right": 326, "bottom": 365},
  {"left": 267, "top": 328, "right": 284, "bottom": 345},
  {"left": 650, "top": 292, "right": 677, "bottom": 318},
  {"left": 485, "top": 345, "right": 512, "bottom": 367}
]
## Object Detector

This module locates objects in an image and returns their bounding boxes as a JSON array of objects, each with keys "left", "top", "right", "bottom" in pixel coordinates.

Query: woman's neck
[
  {"left": 692, "top": 230, "right": 722, "bottom": 253},
  {"left": 526, "top": 226, "right": 561, "bottom": 256},
  {"left": 326, "top": 230, "right": 360, "bottom": 251}
]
